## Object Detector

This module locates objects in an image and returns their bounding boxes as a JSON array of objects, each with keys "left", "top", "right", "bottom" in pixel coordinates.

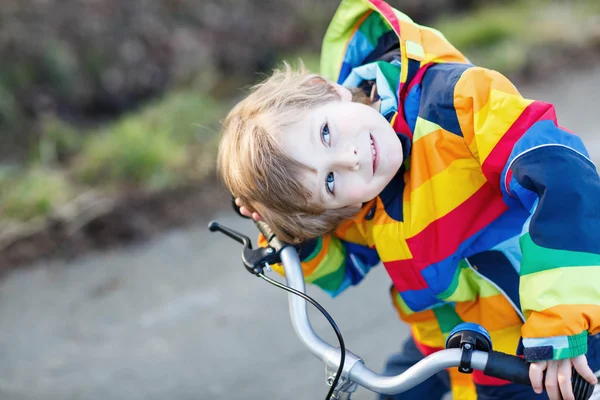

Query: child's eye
[
  {"left": 321, "top": 123, "right": 331, "bottom": 146},
  {"left": 326, "top": 172, "right": 335, "bottom": 195}
]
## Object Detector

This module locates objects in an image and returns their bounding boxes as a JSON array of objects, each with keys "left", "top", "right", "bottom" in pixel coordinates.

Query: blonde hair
[{"left": 217, "top": 63, "right": 370, "bottom": 243}]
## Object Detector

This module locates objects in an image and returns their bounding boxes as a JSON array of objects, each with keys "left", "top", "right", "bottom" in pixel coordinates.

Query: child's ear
[{"left": 330, "top": 82, "right": 352, "bottom": 102}]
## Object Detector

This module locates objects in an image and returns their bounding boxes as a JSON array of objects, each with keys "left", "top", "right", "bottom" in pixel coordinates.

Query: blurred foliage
[
  {"left": 277, "top": 52, "right": 321, "bottom": 75},
  {"left": 1, "top": 90, "right": 228, "bottom": 223},
  {"left": 435, "top": 8, "right": 525, "bottom": 50},
  {"left": 35, "top": 117, "right": 84, "bottom": 165},
  {"left": 76, "top": 124, "right": 187, "bottom": 191},
  {"left": 75, "top": 91, "right": 228, "bottom": 191},
  {"left": 0, "top": 84, "right": 21, "bottom": 129},
  {"left": 433, "top": 0, "right": 600, "bottom": 74},
  {"left": 1, "top": 0, "right": 599, "bottom": 225},
  {"left": 0, "top": 0, "right": 332, "bottom": 160},
  {"left": 0, "top": 166, "right": 73, "bottom": 221},
  {"left": 0, "top": 0, "right": 491, "bottom": 161}
]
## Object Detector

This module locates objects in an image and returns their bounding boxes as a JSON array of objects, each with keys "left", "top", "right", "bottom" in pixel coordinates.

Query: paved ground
[{"left": 0, "top": 67, "right": 599, "bottom": 400}]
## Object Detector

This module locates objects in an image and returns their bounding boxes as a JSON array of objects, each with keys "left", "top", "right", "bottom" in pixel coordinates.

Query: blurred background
[{"left": 0, "top": 0, "right": 599, "bottom": 399}]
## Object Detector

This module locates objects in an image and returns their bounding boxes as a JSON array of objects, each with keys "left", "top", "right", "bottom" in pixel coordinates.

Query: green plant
[
  {"left": 76, "top": 118, "right": 187, "bottom": 190},
  {"left": 36, "top": 117, "right": 83, "bottom": 165},
  {"left": 0, "top": 166, "right": 72, "bottom": 220},
  {"left": 75, "top": 89, "right": 227, "bottom": 190},
  {"left": 430, "top": 0, "right": 599, "bottom": 74},
  {"left": 434, "top": 6, "right": 526, "bottom": 51},
  {"left": 139, "top": 90, "right": 227, "bottom": 143}
]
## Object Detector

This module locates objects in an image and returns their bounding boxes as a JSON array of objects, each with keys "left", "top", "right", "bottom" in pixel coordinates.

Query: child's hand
[
  {"left": 529, "top": 355, "right": 597, "bottom": 400},
  {"left": 234, "top": 198, "right": 263, "bottom": 221}
]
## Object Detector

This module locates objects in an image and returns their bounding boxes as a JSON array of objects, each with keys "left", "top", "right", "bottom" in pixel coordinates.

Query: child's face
[{"left": 278, "top": 86, "right": 403, "bottom": 210}]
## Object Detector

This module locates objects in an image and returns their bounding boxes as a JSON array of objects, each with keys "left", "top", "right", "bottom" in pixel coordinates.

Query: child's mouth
[{"left": 370, "top": 133, "right": 378, "bottom": 174}]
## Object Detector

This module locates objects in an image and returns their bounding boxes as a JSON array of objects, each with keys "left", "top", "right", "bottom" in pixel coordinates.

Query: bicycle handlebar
[
  {"left": 276, "top": 244, "right": 594, "bottom": 398},
  {"left": 279, "top": 245, "right": 486, "bottom": 395},
  {"left": 211, "top": 212, "right": 593, "bottom": 399}
]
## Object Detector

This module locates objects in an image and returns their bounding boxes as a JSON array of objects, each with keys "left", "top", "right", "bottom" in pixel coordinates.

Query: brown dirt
[{"left": 0, "top": 175, "right": 233, "bottom": 274}]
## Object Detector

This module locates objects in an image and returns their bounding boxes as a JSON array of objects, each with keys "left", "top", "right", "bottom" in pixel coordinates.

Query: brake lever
[{"left": 209, "top": 221, "right": 280, "bottom": 275}]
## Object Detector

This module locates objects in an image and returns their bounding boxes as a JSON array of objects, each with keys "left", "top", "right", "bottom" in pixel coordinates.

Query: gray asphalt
[{"left": 0, "top": 67, "right": 599, "bottom": 400}]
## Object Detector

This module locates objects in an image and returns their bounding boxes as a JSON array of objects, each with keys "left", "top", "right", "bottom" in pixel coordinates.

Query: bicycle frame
[{"left": 278, "top": 243, "right": 489, "bottom": 397}]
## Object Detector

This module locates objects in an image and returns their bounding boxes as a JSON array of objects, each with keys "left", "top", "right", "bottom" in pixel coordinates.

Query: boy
[{"left": 217, "top": 0, "right": 600, "bottom": 399}]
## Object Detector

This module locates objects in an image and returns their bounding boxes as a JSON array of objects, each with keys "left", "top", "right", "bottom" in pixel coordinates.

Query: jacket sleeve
[
  {"left": 453, "top": 66, "right": 600, "bottom": 361},
  {"left": 259, "top": 202, "right": 380, "bottom": 297}
]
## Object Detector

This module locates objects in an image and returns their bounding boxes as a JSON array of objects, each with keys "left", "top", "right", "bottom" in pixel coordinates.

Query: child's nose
[{"left": 335, "top": 147, "right": 360, "bottom": 170}]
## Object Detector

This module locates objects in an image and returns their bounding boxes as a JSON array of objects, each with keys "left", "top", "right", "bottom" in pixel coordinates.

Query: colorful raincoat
[{"left": 268, "top": 0, "right": 600, "bottom": 397}]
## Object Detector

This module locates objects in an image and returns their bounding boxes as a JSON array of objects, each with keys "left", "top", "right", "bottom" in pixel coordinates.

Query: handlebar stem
[{"left": 325, "top": 348, "right": 362, "bottom": 397}]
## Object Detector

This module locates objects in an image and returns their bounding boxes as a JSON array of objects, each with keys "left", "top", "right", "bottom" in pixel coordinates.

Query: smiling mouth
[{"left": 370, "top": 133, "right": 378, "bottom": 174}]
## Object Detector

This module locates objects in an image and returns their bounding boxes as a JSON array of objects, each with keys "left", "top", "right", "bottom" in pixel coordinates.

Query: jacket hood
[{"left": 320, "top": 0, "right": 467, "bottom": 141}]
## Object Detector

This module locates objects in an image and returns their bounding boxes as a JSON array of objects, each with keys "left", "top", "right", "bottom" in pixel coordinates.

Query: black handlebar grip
[
  {"left": 484, "top": 350, "right": 595, "bottom": 400},
  {"left": 484, "top": 350, "right": 531, "bottom": 386},
  {"left": 255, "top": 220, "right": 276, "bottom": 243}
]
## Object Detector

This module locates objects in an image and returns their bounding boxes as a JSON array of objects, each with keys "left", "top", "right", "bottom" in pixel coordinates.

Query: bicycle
[{"left": 209, "top": 209, "right": 595, "bottom": 400}]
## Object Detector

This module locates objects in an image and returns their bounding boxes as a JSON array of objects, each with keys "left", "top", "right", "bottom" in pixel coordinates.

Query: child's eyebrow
[
  {"left": 304, "top": 167, "right": 326, "bottom": 206},
  {"left": 306, "top": 112, "right": 328, "bottom": 205},
  {"left": 309, "top": 112, "right": 318, "bottom": 148},
  {"left": 304, "top": 168, "right": 325, "bottom": 206},
  {"left": 318, "top": 184, "right": 326, "bottom": 205}
]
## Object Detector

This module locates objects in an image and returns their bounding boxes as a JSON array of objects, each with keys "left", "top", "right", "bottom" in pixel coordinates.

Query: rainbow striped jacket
[{"left": 269, "top": 0, "right": 600, "bottom": 377}]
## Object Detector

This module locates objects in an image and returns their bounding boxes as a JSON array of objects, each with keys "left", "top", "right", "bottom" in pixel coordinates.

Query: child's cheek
[{"left": 344, "top": 186, "right": 365, "bottom": 204}]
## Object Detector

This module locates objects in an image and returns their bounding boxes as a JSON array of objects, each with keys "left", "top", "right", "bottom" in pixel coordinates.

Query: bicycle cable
[{"left": 257, "top": 272, "right": 346, "bottom": 400}]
